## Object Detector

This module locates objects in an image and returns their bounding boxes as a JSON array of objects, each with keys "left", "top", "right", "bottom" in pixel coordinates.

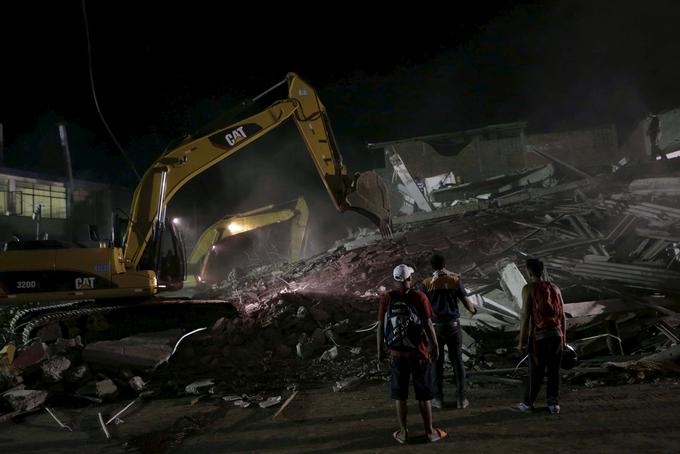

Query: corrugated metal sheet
[{"left": 546, "top": 257, "right": 680, "bottom": 292}]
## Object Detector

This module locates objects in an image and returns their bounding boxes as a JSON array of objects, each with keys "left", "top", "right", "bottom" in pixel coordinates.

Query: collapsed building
[{"left": 1, "top": 111, "right": 680, "bottom": 433}]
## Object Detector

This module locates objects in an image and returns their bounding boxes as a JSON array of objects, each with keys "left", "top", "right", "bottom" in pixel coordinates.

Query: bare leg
[
  {"left": 418, "top": 400, "right": 434, "bottom": 436},
  {"left": 396, "top": 400, "right": 408, "bottom": 434}
]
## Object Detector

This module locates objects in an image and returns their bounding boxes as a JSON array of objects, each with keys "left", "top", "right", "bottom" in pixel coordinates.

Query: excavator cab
[{"left": 138, "top": 218, "right": 186, "bottom": 291}]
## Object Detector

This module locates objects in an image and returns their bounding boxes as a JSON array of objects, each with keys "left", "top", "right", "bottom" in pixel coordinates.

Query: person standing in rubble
[
  {"left": 377, "top": 264, "right": 447, "bottom": 444},
  {"left": 647, "top": 114, "right": 667, "bottom": 160},
  {"left": 515, "top": 258, "right": 567, "bottom": 415},
  {"left": 421, "top": 254, "right": 477, "bottom": 410}
]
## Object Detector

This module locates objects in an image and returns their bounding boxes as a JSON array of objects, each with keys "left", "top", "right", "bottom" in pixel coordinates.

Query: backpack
[
  {"left": 529, "top": 282, "right": 563, "bottom": 330},
  {"left": 383, "top": 291, "right": 424, "bottom": 350}
]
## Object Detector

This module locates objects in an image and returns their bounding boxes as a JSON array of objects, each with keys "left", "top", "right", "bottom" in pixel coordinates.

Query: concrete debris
[
  {"left": 2, "top": 389, "right": 47, "bottom": 412},
  {"left": 498, "top": 261, "right": 527, "bottom": 312},
  {"left": 83, "top": 329, "right": 184, "bottom": 369},
  {"left": 129, "top": 376, "right": 146, "bottom": 392},
  {"left": 386, "top": 146, "right": 433, "bottom": 213},
  {"left": 147, "top": 159, "right": 677, "bottom": 400},
  {"left": 96, "top": 379, "right": 118, "bottom": 399},
  {"left": 606, "top": 344, "right": 680, "bottom": 374},
  {"left": 185, "top": 379, "right": 215, "bottom": 395},
  {"left": 320, "top": 346, "right": 339, "bottom": 361},
  {"left": 2, "top": 156, "right": 680, "bottom": 412},
  {"left": 40, "top": 356, "right": 71, "bottom": 383},
  {"left": 431, "top": 165, "right": 555, "bottom": 203},
  {"left": 333, "top": 376, "right": 362, "bottom": 392},
  {"left": 259, "top": 395, "right": 282, "bottom": 408},
  {"left": 629, "top": 177, "right": 680, "bottom": 195}
]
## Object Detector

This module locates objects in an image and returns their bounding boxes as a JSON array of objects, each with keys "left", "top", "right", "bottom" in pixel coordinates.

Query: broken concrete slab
[
  {"left": 392, "top": 199, "right": 482, "bottom": 225},
  {"left": 475, "top": 291, "right": 520, "bottom": 320},
  {"left": 96, "top": 379, "right": 118, "bottom": 399},
  {"left": 185, "top": 379, "right": 214, "bottom": 395},
  {"left": 498, "top": 261, "right": 526, "bottom": 312},
  {"left": 259, "top": 395, "right": 282, "bottom": 408},
  {"left": 546, "top": 257, "right": 680, "bottom": 292},
  {"left": 83, "top": 329, "right": 184, "bottom": 369},
  {"left": 606, "top": 344, "right": 680, "bottom": 374},
  {"left": 629, "top": 177, "right": 680, "bottom": 196},
  {"left": 2, "top": 389, "right": 47, "bottom": 412}
]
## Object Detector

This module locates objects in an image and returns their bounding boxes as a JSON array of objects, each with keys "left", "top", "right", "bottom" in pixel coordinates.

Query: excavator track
[
  {"left": 2, "top": 299, "right": 237, "bottom": 347},
  {"left": 8, "top": 300, "right": 92, "bottom": 335}
]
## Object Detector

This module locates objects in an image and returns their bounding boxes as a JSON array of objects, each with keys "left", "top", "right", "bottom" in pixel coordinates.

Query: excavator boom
[{"left": 124, "top": 73, "right": 390, "bottom": 270}]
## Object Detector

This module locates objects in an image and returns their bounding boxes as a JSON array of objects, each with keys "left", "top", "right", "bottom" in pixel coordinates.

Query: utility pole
[{"left": 58, "top": 123, "right": 76, "bottom": 241}]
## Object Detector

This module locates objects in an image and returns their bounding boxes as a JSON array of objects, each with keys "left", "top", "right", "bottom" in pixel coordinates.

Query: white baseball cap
[{"left": 393, "top": 264, "right": 415, "bottom": 282}]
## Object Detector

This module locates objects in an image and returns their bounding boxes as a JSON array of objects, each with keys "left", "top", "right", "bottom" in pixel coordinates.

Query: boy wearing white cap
[{"left": 377, "top": 264, "right": 446, "bottom": 444}]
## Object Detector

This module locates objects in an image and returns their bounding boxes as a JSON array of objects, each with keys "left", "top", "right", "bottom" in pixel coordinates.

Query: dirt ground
[{"left": 1, "top": 378, "right": 679, "bottom": 453}]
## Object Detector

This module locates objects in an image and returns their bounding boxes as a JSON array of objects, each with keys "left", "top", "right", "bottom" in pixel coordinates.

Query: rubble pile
[
  {"left": 161, "top": 160, "right": 680, "bottom": 393},
  {"left": 157, "top": 295, "right": 383, "bottom": 394},
  {"left": 2, "top": 160, "right": 680, "bottom": 421}
]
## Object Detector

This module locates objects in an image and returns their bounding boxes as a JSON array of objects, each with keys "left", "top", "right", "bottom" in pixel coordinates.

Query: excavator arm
[
  {"left": 123, "top": 73, "right": 390, "bottom": 270},
  {"left": 189, "top": 197, "right": 309, "bottom": 285}
]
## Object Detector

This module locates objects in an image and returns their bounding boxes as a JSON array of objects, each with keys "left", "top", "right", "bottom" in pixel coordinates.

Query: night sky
[{"left": 3, "top": 1, "right": 680, "bottom": 248}]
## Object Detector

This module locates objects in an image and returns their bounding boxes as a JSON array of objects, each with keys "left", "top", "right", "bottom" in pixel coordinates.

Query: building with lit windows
[{"left": 0, "top": 166, "right": 130, "bottom": 243}]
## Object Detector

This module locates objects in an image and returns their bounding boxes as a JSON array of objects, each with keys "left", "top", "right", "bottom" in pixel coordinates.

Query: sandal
[
  {"left": 392, "top": 429, "right": 408, "bottom": 444},
  {"left": 428, "top": 428, "right": 447, "bottom": 443}
]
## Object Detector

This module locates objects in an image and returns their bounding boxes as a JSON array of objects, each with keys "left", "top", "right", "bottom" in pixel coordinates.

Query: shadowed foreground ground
[{"left": 1, "top": 380, "right": 679, "bottom": 453}]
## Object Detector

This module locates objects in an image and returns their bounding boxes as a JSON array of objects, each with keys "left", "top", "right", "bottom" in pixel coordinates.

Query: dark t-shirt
[
  {"left": 421, "top": 270, "right": 468, "bottom": 322},
  {"left": 378, "top": 288, "right": 432, "bottom": 359}
]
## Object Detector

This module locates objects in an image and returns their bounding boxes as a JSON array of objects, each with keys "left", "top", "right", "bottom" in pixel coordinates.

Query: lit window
[{"left": 14, "top": 180, "right": 68, "bottom": 219}]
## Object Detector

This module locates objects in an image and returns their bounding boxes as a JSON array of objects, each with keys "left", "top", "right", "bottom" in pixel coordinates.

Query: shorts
[{"left": 390, "top": 355, "right": 433, "bottom": 401}]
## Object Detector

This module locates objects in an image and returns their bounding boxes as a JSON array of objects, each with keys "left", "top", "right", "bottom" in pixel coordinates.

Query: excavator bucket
[{"left": 345, "top": 170, "right": 392, "bottom": 237}]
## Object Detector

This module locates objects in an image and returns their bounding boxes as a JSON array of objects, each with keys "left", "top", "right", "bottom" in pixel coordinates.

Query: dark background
[{"left": 2, "top": 1, "right": 680, "bottom": 251}]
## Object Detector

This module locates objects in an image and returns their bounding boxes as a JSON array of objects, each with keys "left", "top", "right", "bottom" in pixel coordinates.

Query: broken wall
[
  {"left": 525, "top": 125, "right": 620, "bottom": 170},
  {"left": 384, "top": 128, "right": 526, "bottom": 183}
]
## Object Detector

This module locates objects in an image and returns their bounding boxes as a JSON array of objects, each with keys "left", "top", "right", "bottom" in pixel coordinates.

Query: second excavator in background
[{"left": 189, "top": 197, "right": 309, "bottom": 286}]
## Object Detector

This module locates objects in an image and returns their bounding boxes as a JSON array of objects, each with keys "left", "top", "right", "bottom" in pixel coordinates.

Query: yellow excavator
[
  {"left": 189, "top": 197, "right": 309, "bottom": 286},
  {"left": 0, "top": 73, "right": 391, "bottom": 305}
]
